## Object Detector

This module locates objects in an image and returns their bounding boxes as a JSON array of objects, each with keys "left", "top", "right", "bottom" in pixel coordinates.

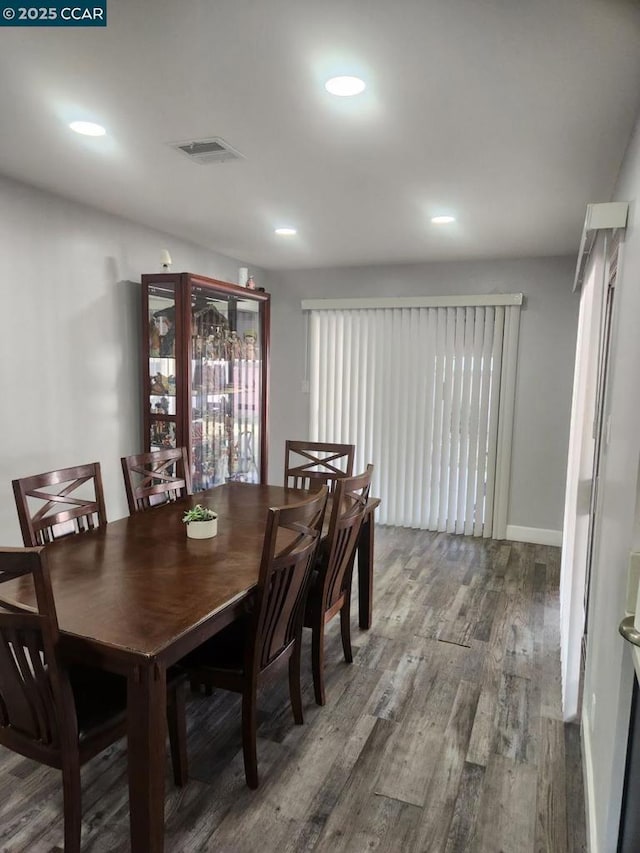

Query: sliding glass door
[{"left": 307, "top": 297, "right": 521, "bottom": 536}]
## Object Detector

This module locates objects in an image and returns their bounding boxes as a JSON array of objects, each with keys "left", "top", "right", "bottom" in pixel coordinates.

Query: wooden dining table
[{"left": 0, "top": 482, "right": 379, "bottom": 852}]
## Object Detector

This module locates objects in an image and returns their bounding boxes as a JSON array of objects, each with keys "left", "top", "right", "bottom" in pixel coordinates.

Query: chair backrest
[
  {"left": 320, "top": 465, "right": 373, "bottom": 613},
  {"left": 251, "top": 487, "right": 328, "bottom": 672},
  {"left": 284, "top": 441, "right": 355, "bottom": 493},
  {"left": 0, "top": 547, "right": 75, "bottom": 758},
  {"left": 12, "top": 463, "right": 107, "bottom": 547},
  {"left": 121, "top": 447, "right": 192, "bottom": 514}
]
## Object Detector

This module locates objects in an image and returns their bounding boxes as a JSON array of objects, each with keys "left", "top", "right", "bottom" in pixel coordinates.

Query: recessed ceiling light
[
  {"left": 69, "top": 120, "right": 106, "bottom": 137},
  {"left": 325, "top": 76, "right": 366, "bottom": 97},
  {"left": 431, "top": 215, "right": 456, "bottom": 224},
  {"left": 274, "top": 227, "right": 297, "bottom": 236}
]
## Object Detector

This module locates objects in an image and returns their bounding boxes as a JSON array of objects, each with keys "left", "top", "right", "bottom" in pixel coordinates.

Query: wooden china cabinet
[{"left": 140, "top": 272, "right": 270, "bottom": 489}]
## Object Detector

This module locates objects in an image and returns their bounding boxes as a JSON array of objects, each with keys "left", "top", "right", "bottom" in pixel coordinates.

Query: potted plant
[{"left": 182, "top": 504, "right": 218, "bottom": 539}]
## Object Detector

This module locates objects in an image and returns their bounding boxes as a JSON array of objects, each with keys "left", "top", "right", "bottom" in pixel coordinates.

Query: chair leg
[
  {"left": 288, "top": 640, "right": 304, "bottom": 725},
  {"left": 241, "top": 686, "right": 259, "bottom": 789},
  {"left": 311, "top": 618, "right": 326, "bottom": 706},
  {"left": 167, "top": 681, "right": 189, "bottom": 787},
  {"left": 61, "top": 754, "right": 82, "bottom": 853},
  {"left": 340, "top": 595, "right": 353, "bottom": 664}
]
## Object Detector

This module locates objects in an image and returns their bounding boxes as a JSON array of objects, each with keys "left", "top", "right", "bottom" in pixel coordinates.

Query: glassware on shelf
[{"left": 142, "top": 273, "right": 269, "bottom": 493}]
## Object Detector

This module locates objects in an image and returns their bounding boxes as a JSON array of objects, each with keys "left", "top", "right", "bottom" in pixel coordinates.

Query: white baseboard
[
  {"left": 582, "top": 705, "right": 598, "bottom": 853},
  {"left": 505, "top": 525, "right": 563, "bottom": 547}
]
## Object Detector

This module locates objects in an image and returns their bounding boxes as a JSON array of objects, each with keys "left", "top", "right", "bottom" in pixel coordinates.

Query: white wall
[
  {"left": 263, "top": 257, "right": 578, "bottom": 535},
  {"left": 0, "top": 174, "right": 579, "bottom": 547},
  {"left": 0, "top": 174, "right": 259, "bottom": 545},
  {"left": 582, "top": 111, "right": 640, "bottom": 852}
]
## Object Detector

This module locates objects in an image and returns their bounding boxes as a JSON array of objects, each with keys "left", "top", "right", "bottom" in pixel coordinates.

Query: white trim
[
  {"left": 560, "top": 247, "right": 606, "bottom": 723},
  {"left": 582, "top": 705, "right": 599, "bottom": 853},
  {"left": 301, "top": 293, "right": 523, "bottom": 311},
  {"left": 505, "top": 525, "right": 563, "bottom": 546}
]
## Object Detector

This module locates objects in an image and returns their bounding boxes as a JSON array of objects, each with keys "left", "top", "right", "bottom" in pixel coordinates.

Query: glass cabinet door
[
  {"left": 190, "top": 286, "right": 262, "bottom": 489},
  {"left": 147, "top": 282, "right": 178, "bottom": 450}
]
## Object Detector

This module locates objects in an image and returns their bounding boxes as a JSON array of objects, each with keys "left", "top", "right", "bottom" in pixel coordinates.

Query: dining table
[{"left": 0, "top": 481, "right": 380, "bottom": 852}]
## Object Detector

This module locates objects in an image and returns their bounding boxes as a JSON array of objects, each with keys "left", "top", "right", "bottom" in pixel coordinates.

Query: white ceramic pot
[{"left": 186, "top": 518, "right": 218, "bottom": 539}]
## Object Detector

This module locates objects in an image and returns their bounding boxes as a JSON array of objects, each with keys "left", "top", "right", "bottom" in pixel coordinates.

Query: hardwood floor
[{"left": 0, "top": 528, "right": 587, "bottom": 852}]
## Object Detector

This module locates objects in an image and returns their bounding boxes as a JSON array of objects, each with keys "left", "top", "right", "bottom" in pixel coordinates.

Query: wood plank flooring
[{"left": 0, "top": 529, "right": 587, "bottom": 852}]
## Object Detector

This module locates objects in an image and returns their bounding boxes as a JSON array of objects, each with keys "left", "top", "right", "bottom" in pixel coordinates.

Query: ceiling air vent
[{"left": 169, "top": 137, "right": 244, "bottom": 165}]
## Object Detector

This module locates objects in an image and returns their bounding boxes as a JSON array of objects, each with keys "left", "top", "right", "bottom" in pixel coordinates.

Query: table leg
[
  {"left": 127, "top": 662, "right": 167, "bottom": 853},
  {"left": 358, "top": 513, "right": 375, "bottom": 630}
]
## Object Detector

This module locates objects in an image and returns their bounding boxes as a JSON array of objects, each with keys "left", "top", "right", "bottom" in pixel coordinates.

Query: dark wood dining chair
[
  {"left": 185, "top": 486, "right": 328, "bottom": 789},
  {"left": 304, "top": 464, "right": 373, "bottom": 706},
  {"left": 121, "top": 447, "right": 192, "bottom": 514},
  {"left": 284, "top": 440, "right": 355, "bottom": 493},
  {"left": 0, "top": 546, "right": 188, "bottom": 853},
  {"left": 12, "top": 463, "right": 107, "bottom": 547}
]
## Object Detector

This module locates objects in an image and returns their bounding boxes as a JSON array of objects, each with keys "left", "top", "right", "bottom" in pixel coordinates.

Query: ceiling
[{"left": 1, "top": 0, "right": 639, "bottom": 270}]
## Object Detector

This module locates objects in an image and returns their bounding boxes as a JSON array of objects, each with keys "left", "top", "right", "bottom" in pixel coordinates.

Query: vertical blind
[{"left": 305, "top": 296, "right": 521, "bottom": 538}]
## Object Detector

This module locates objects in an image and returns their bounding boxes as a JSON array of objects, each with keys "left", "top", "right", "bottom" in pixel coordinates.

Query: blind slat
[
  {"left": 464, "top": 308, "right": 485, "bottom": 535},
  {"left": 483, "top": 306, "right": 505, "bottom": 537},
  {"left": 428, "top": 310, "right": 447, "bottom": 529},
  {"left": 474, "top": 308, "right": 495, "bottom": 536},
  {"left": 456, "top": 308, "right": 474, "bottom": 534},
  {"left": 447, "top": 308, "right": 465, "bottom": 533},
  {"left": 438, "top": 308, "right": 456, "bottom": 531}
]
